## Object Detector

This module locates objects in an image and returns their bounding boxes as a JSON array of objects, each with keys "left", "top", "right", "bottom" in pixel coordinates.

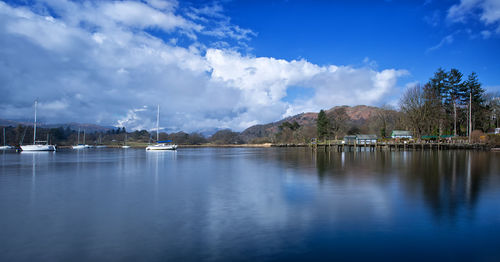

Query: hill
[{"left": 239, "top": 105, "right": 395, "bottom": 143}]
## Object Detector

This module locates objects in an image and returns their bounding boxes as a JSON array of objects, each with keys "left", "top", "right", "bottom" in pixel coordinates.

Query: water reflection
[
  {"left": 1, "top": 148, "right": 499, "bottom": 261},
  {"left": 309, "top": 149, "right": 499, "bottom": 221}
]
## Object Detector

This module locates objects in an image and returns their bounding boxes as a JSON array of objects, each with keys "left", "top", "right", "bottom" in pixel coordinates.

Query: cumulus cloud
[{"left": 0, "top": 0, "right": 408, "bottom": 132}]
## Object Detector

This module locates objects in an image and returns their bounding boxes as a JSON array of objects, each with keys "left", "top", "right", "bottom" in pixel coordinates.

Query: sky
[{"left": 0, "top": 0, "right": 499, "bottom": 132}]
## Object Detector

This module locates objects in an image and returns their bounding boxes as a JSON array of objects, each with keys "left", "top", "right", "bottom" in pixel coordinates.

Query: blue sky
[
  {"left": 0, "top": 0, "right": 499, "bottom": 131},
  {"left": 223, "top": 0, "right": 500, "bottom": 88}
]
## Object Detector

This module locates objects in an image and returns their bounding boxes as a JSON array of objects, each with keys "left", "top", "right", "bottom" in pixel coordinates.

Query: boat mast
[
  {"left": 156, "top": 104, "right": 160, "bottom": 142},
  {"left": 33, "top": 100, "right": 37, "bottom": 145},
  {"left": 3, "top": 128, "right": 5, "bottom": 146},
  {"left": 77, "top": 127, "right": 80, "bottom": 145},
  {"left": 83, "top": 129, "right": 86, "bottom": 145},
  {"left": 469, "top": 92, "right": 472, "bottom": 143}
]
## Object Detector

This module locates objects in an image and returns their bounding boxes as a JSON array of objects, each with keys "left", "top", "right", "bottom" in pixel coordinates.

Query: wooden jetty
[{"left": 273, "top": 141, "right": 490, "bottom": 151}]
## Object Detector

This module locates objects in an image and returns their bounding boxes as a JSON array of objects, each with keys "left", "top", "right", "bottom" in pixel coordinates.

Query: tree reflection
[{"left": 310, "top": 150, "right": 496, "bottom": 221}]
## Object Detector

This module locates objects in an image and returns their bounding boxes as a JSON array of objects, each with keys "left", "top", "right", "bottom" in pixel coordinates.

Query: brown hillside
[{"left": 239, "top": 105, "right": 384, "bottom": 142}]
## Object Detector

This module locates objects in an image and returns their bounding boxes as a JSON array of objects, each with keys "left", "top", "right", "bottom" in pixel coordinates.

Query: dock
[{"left": 272, "top": 141, "right": 491, "bottom": 151}]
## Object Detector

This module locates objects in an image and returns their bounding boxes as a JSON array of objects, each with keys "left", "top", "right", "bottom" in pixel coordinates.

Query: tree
[
  {"left": 376, "top": 104, "right": 398, "bottom": 138},
  {"left": 444, "top": 68, "right": 463, "bottom": 136},
  {"left": 461, "top": 72, "right": 487, "bottom": 131},
  {"left": 427, "top": 68, "right": 448, "bottom": 135},
  {"left": 328, "top": 107, "right": 349, "bottom": 139},
  {"left": 316, "top": 110, "right": 330, "bottom": 141},
  {"left": 209, "top": 129, "right": 242, "bottom": 144},
  {"left": 399, "top": 84, "right": 428, "bottom": 137},
  {"left": 484, "top": 92, "right": 500, "bottom": 129}
]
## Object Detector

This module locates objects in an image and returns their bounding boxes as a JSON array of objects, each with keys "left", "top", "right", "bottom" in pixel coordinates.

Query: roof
[
  {"left": 356, "top": 134, "right": 377, "bottom": 140},
  {"left": 391, "top": 130, "right": 412, "bottom": 136},
  {"left": 344, "top": 135, "right": 357, "bottom": 139}
]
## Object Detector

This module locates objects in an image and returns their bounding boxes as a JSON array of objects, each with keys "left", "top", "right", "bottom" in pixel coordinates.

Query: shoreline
[{"left": 49, "top": 142, "right": 499, "bottom": 151}]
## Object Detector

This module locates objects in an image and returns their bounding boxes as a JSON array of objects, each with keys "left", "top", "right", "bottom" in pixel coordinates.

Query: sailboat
[
  {"left": 20, "top": 100, "right": 56, "bottom": 151},
  {"left": 72, "top": 128, "right": 86, "bottom": 149},
  {"left": 0, "top": 127, "right": 14, "bottom": 150},
  {"left": 121, "top": 132, "right": 130, "bottom": 149},
  {"left": 145, "top": 105, "right": 177, "bottom": 151}
]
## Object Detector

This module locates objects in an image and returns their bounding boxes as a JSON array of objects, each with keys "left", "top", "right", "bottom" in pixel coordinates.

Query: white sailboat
[
  {"left": 122, "top": 132, "right": 130, "bottom": 149},
  {"left": 20, "top": 100, "right": 56, "bottom": 151},
  {"left": 146, "top": 105, "right": 177, "bottom": 151},
  {"left": 72, "top": 128, "right": 85, "bottom": 149},
  {"left": 72, "top": 128, "right": 90, "bottom": 149},
  {"left": 0, "top": 127, "right": 14, "bottom": 150}
]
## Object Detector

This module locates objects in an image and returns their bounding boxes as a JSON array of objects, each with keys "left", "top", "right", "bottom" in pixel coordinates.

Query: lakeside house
[
  {"left": 344, "top": 135, "right": 357, "bottom": 144},
  {"left": 391, "top": 130, "right": 412, "bottom": 139},
  {"left": 343, "top": 134, "right": 378, "bottom": 144}
]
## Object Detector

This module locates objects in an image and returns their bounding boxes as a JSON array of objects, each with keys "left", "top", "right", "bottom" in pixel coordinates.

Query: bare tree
[{"left": 399, "top": 84, "right": 428, "bottom": 138}]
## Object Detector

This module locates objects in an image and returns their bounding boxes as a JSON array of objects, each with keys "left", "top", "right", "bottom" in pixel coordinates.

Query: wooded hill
[{"left": 239, "top": 105, "right": 402, "bottom": 143}]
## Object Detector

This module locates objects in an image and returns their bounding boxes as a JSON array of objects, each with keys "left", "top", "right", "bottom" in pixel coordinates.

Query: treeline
[
  {"left": 399, "top": 68, "right": 499, "bottom": 137},
  {"left": 0, "top": 125, "right": 246, "bottom": 146},
  {"left": 315, "top": 105, "right": 402, "bottom": 141}
]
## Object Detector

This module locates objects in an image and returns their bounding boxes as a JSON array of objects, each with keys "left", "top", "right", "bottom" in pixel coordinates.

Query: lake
[{"left": 1, "top": 148, "right": 499, "bottom": 261}]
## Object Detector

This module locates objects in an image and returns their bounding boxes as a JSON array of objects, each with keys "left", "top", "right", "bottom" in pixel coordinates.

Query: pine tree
[
  {"left": 445, "top": 68, "right": 463, "bottom": 136},
  {"left": 427, "top": 68, "right": 448, "bottom": 135},
  {"left": 316, "top": 110, "right": 330, "bottom": 141},
  {"left": 461, "top": 72, "right": 486, "bottom": 131}
]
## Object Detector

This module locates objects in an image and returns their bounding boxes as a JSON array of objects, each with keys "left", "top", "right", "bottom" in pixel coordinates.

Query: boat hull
[
  {"left": 0, "top": 146, "right": 14, "bottom": 150},
  {"left": 72, "top": 145, "right": 86, "bottom": 149},
  {"left": 21, "top": 145, "right": 56, "bottom": 151},
  {"left": 146, "top": 144, "right": 177, "bottom": 151}
]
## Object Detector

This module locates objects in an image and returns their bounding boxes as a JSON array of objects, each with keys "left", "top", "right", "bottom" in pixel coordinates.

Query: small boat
[
  {"left": 0, "top": 128, "right": 14, "bottom": 150},
  {"left": 146, "top": 141, "right": 177, "bottom": 150},
  {"left": 121, "top": 132, "right": 131, "bottom": 148},
  {"left": 72, "top": 128, "right": 90, "bottom": 149},
  {"left": 20, "top": 100, "right": 56, "bottom": 152},
  {"left": 145, "top": 105, "right": 177, "bottom": 151}
]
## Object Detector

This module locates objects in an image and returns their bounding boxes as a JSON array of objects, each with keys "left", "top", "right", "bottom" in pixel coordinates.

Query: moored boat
[
  {"left": 145, "top": 105, "right": 177, "bottom": 151},
  {"left": 20, "top": 100, "right": 56, "bottom": 152},
  {"left": 0, "top": 128, "right": 14, "bottom": 150}
]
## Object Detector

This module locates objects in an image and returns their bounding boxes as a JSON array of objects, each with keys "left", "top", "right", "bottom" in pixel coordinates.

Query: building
[
  {"left": 343, "top": 134, "right": 378, "bottom": 144},
  {"left": 343, "top": 135, "right": 357, "bottom": 144},
  {"left": 356, "top": 134, "right": 378, "bottom": 144},
  {"left": 391, "top": 130, "right": 412, "bottom": 139},
  {"left": 495, "top": 128, "right": 500, "bottom": 134}
]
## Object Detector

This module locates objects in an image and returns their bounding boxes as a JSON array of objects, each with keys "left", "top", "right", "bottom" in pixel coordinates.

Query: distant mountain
[
  {"left": 195, "top": 127, "right": 223, "bottom": 137},
  {"left": 0, "top": 119, "right": 114, "bottom": 133},
  {"left": 239, "top": 105, "right": 385, "bottom": 142}
]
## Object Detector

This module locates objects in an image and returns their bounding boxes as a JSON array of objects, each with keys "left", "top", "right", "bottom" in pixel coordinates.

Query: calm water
[{"left": 1, "top": 148, "right": 499, "bottom": 261}]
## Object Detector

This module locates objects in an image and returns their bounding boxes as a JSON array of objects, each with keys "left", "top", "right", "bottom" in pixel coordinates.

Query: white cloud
[
  {"left": 427, "top": 34, "right": 454, "bottom": 52},
  {"left": 0, "top": 1, "right": 409, "bottom": 132},
  {"left": 100, "top": 1, "right": 201, "bottom": 33},
  {"left": 448, "top": 0, "right": 500, "bottom": 33}
]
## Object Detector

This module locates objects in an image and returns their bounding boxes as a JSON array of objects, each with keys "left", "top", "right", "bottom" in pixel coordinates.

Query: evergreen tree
[
  {"left": 429, "top": 68, "right": 447, "bottom": 101},
  {"left": 461, "top": 72, "right": 487, "bottom": 131},
  {"left": 316, "top": 110, "right": 330, "bottom": 141},
  {"left": 427, "top": 68, "right": 448, "bottom": 135},
  {"left": 444, "top": 68, "right": 463, "bottom": 135}
]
